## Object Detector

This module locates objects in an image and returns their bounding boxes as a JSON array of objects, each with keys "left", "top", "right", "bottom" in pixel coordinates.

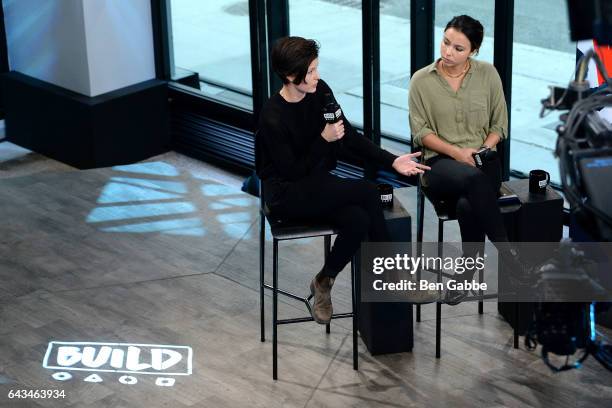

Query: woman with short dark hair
[
  {"left": 258, "top": 36, "right": 435, "bottom": 324},
  {"left": 409, "top": 15, "right": 515, "bottom": 304}
]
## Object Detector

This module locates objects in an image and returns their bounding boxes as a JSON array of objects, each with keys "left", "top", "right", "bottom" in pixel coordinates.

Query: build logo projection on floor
[{"left": 43, "top": 341, "right": 193, "bottom": 387}]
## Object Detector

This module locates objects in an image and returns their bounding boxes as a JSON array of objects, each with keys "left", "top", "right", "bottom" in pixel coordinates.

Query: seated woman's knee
[
  {"left": 455, "top": 196, "right": 472, "bottom": 217},
  {"left": 339, "top": 206, "right": 371, "bottom": 235},
  {"left": 464, "top": 167, "right": 489, "bottom": 185},
  {"left": 356, "top": 180, "right": 382, "bottom": 207}
]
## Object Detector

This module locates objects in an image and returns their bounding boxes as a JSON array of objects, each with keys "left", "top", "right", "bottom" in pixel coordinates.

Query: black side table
[
  {"left": 503, "top": 179, "right": 564, "bottom": 243},
  {"left": 498, "top": 179, "right": 563, "bottom": 339},
  {"left": 358, "top": 194, "right": 414, "bottom": 355}
]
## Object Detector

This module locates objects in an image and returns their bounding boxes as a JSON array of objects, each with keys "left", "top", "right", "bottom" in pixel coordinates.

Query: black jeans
[
  {"left": 424, "top": 154, "right": 508, "bottom": 258},
  {"left": 268, "top": 173, "right": 389, "bottom": 278}
]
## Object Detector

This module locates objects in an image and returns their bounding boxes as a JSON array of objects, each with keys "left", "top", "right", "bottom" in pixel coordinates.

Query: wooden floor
[{"left": 0, "top": 142, "right": 610, "bottom": 407}]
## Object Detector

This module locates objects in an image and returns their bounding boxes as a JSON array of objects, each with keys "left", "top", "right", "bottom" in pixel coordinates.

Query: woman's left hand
[{"left": 392, "top": 152, "right": 431, "bottom": 176}]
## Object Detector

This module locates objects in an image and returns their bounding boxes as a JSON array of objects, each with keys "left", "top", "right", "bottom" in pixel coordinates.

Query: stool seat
[
  {"left": 270, "top": 222, "right": 338, "bottom": 241},
  {"left": 264, "top": 204, "right": 340, "bottom": 241}
]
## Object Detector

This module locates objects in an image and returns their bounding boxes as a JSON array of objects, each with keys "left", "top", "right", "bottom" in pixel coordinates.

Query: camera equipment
[
  {"left": 532, "top": 43, "right": 612, "bottom": 372},
  {"left": 567, "top": 0, "right": 612, "bottom": 45},
  {"left": 322, "top": 93, "right": 342, "bottom": 124},
  {"left": 543, "top": 48, "right": 612, "bottom": 241}
]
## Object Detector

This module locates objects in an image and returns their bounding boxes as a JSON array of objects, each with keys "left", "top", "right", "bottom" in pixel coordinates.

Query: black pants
[
  {"left": 269, "top": 173, "right": 389, "bottom": 278},
  {"left": 424, "top": 155, "right": 508, "bottom": 258}
]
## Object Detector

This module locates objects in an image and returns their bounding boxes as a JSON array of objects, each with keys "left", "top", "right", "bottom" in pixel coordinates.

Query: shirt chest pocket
[{"left": 467, "top": 92, "right": 489, "bottom": 128}]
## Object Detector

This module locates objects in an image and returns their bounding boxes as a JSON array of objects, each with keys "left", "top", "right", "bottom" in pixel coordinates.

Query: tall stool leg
[
  {"left": 416, "top": 186, "right": 425, "bottom": 323},
  {"left": 351, "top": 257, "right": 358, "bottom": 370},
  {"left": 436, "top": 302, "right": 441, "bottom": 358},
  {"left": 436, "top": 220, "right": 444, "bottom": 358},
  {"left": 416, "top": 233, "right": 422, "bottom": 323},
  {"left": 478, "top": 266, "right": 484, "bottom": 315},
  {"left": 513, "top": 303, "right": 520, "bottom": 349},
  {"left": 273, "top": 239, "right": 279, "bottom": 380},
  {"left": 260, "top": 213, "right": 266, "bottom": 342},
  {"left": 324, "top": 235, "right": 331, "bottom": 334}
]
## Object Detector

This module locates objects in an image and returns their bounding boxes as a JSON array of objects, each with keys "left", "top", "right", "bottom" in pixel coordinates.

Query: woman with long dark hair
[{"left": 409, "top": 15, "right": 517, "bottom": 303}]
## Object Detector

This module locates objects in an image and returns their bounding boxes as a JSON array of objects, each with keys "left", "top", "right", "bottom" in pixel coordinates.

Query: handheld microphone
[
  {"left": 322, "top": 93, "right": 342, "bottom": 124},
  {"left": 472, "top": 146, "right": 497, "bottom": 168}
]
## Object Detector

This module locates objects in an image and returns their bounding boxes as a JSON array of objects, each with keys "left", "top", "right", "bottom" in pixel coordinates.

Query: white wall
[
  {"left": 82, "top": 0, "right": 155, "bottom": 96},
  {"left": 3, "top": 0, "right": 91, "bottom": 95},
  {"left": 3, "top": 0, "right": 156, "bottom": 97}
]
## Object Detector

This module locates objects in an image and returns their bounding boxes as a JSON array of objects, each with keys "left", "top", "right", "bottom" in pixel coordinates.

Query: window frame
[{"left": 154, "top": 0, "right": 572, "bottom": 189}]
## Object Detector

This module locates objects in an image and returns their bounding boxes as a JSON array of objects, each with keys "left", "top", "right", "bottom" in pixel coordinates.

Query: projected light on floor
[
  {"left": 209, "top": 197, "right": 255, "bottom": 210},
  {"left": 112, "top": 162, "right": 179, "bottom": 177},
  {"left": 100, "top": 218, "right": 204, "bottom": 236},
  {"left": 110, "top": 177, "right": 187, "bottom": 194},
  {"left": 201, "top": 184, "right": 239, "bottom": 197},
  {"left": 86, "top": 161, "right": 258, "bottom": 238},
  {"left": 43, "top": 341, "right": 192, "bottom": 387},
  {"left": 215, "top": 211, "right": 253, "bottom": 239},
  {"left": 87, "top": 202, "right": 197, "bottom": 223},
  {"left": 97, "top": 182, "right": 182, "bottom": 204}
]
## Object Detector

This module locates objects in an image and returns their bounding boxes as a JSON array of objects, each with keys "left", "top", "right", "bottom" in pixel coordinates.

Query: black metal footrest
[
  {"left": 263, "top": 283, "right": 316, "bottom": 320},
  {"left": 264, "top": 283, "right": 310, "bottom": 302},
  {"left": 419, "top": 268, "right": 487, "bottom": 281},
  {"left": 443, "top": 293, "right": 497, "bottom": 304},
  {"left": 277, "top": 312, "right": 353, "bottom": 325},
  {"left": 462, "top": 293, "right": 497, "bottom": 302}
]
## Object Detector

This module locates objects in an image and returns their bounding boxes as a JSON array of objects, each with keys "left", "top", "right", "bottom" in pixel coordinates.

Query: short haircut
[
  {"left": 445, "top": 15, "right": 484, "bottom": 52},
  {"left": 271, "top": 36, "right": 320, "bottom": 85}
]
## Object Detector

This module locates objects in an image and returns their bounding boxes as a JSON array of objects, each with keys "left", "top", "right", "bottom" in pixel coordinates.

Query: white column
[{"left": 3, "top": 0, "right": 156, "bottom": 97}]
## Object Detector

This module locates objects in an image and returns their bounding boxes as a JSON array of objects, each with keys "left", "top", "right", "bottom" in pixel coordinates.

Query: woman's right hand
[
  {"left": 321, "top": 120, "right": 345, "bottom": 142},
  {"left": 452, "top": 147, "right": 478, "bottom": 167}
]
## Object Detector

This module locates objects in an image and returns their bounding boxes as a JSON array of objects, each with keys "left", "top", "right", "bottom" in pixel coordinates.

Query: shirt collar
[{"left": 426, "top": 60, "right": 439, "bottom": 73}]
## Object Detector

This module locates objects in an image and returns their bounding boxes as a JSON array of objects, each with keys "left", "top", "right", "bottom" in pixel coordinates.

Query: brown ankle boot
[{"left": 310, "top": 276, "right": 334, "bottom": 324}]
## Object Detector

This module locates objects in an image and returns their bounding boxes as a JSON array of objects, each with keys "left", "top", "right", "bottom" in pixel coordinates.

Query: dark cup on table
[
  {"left": 377, "top": 183, "right": 394, "bottom": 208},
  {"left": 529, "top": 169, "right": 550, "bottom": 194}
]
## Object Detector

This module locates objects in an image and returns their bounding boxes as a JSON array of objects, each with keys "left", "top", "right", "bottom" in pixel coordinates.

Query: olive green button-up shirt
[{"left": 409, "top": 58, "right": 508, "bottom": 162}]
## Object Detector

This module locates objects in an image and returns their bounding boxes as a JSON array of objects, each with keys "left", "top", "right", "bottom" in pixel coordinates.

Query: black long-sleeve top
[{"left": 257, "top": 80, "right": 397, "bottom": 206}]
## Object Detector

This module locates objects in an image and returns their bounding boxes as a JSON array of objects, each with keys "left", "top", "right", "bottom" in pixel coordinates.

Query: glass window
[
  {"left": 511, "top": 0, "right": 575, "bottom": 184},
  {"left": 168, "top": 1, "right": 253, "bottom": 110},
  {"left": 380, "top": 1, "right": 411, "bottom": 153},
  {"left": 389, "top": 2, "right": 496, "bottom": 155},
  {"left": 289, "top": 0, "right": 363, "bottom": 128},
  {"left": 381, "top": 2, "right": 495, "bottom": 154}
]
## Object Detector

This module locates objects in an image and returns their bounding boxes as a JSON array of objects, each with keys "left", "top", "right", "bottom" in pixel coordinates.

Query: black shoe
[{"left": 444, "top": 263, "right": 478, "bottom": 306}]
